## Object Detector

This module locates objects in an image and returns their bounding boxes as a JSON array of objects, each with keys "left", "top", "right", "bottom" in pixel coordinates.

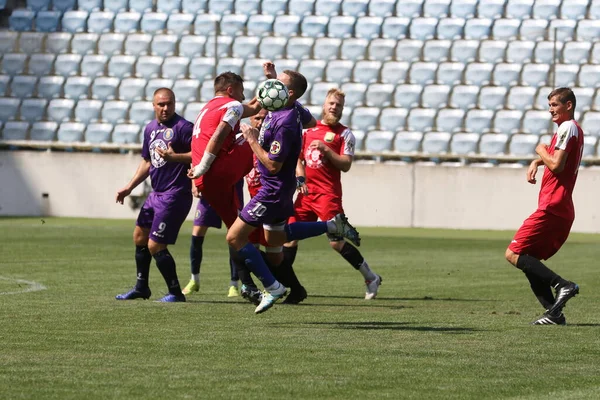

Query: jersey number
[
  {"left": 192, "top": 109, "right": 208, "bottom": 139},
  {"left": 247, "top": 202, "right": 267, "bottom": 218}
]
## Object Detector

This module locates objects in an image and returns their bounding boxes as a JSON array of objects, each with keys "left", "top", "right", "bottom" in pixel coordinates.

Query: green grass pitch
[{"left": 1, "top": 217, "right": 599, "bottom": 399}]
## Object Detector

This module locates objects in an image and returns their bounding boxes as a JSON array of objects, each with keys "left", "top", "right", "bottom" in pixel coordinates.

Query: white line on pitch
[{"left": 0, "top": 276, "right": 47, "bottom": 295}]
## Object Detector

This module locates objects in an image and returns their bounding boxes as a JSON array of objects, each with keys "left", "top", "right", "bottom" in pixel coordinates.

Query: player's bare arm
[
  {"left": 242, "top": 97, "right": 262, "bottom": 118},
  {"left": 155, "top": 143, "right": 192, "bottom": 164},
  {"left": 263, "top": 61, "right": 277, "bottom": 79},
  {"left": 116, "top": 159, "right": 151, "bottom": 204},
  {"left": 526, "top": 158, "right": 544, "bottom": 184},
  {"left": 309, "top": 140, "right": 353, "bottom": 172},
  {"left": 304, "top": 116, "right": 317, "bottom": 129},
  {"left": 241, "top": 124, "right": 283, "bottom": 174},
  {"left": 536, "top": 144, "right": 569, "bottom": 174},
  {"left": 189, "top": 121, "right": 233, "bottom": 179}
]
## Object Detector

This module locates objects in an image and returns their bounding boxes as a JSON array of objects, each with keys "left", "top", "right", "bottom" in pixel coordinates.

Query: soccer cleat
[
  {"left": 548, "top": 282, "right": 579, "bottom": 315},
  {"left": 240, "top": 284, "right": 263, "bottom": 306},
  {"left": 282, "top": 286, "right": 308, "bottom": 305},
  {"left": 365, "top": 275, "right": 382, "bottom": 300},
  {"left": 531, "top": 311, "right": 566, "bottom": 325},
  {"left": 115, "top": 287, "right": 151, "bottom": 300},
  {"left": 182, "top": 280, "right": 199, "bottom": 295},
  {"left": 255, "top": 284, "right": 287, "bottom": 314},
  {"left": 227, "top": 285, "right": 239, "bottom": 297},
  {"left": 156, "top": 293, "right": 186, "bottom": 303},
  {"left": 332, "top": 213, "right": 361, "bottom": 247}
]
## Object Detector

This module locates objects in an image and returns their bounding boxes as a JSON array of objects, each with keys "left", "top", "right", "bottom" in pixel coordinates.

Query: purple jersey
[{"left": 141, "top": 114, "right": 193, "bottom": 194}]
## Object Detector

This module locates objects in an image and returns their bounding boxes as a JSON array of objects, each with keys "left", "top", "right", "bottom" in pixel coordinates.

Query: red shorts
[
  {"left": 195, "top": 142, "right": 253, "bottom": 228},
  {"left": 509, "top": 209, "right": 573, "bottom": 261},
  {"left": 289, "top": 192, "right": 344, "bottom": 223}
]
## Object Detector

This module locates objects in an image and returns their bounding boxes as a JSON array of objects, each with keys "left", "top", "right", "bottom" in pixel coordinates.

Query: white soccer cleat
[
  {"left": 365, "top": 275, "right": 382, "bottom": 300},
  {"left": 255, "top": 284, "right": 287, "bottom": 314}
]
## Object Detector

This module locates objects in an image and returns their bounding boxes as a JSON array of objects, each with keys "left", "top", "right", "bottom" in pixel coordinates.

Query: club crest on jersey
[
  {"left": 324, "top": 132, "right": 335, "bottom": 142},
  {"left": 305, "top": 148, "right": 324, "bottom": 169},
  {"left": 164, "top": 128, "right": 174, "bottom": 141},
  {"left": 149, "top": 140, "right": 167, "bottom": 168},
  {"left": 270, "top": 141, "right": 281, "bottom": 155}
]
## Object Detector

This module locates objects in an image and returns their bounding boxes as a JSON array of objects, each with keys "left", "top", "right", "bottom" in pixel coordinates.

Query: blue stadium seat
[
  {"left": 355, "top": 16, "right": 383, "bottom": 39},
  {"left": 450, "top": 132, "right": 479, "bottom": 155},
  {"left": 64, "top": 76, "right": 91, "bottom": 99},
  {"left": 436, "top": 17, "right": 465, "bottom": 40},
  {"left": 157, "top": 0, "right": 182, "bottom": 13},
  {"left": 178, "top": 36, "right": 205, "bottom": 59},
  {"left": 493, "top": 110, "right": 523, "bottom": 134},
  {"left": 450, "top": 39, "right": 478, "bottom": 63},
  {"left": 449, "top": 85, "right": 478, "bottom": 109},
  {"left": 0, "top": 32, "right": 18, "bottom": 53},
  {"left": 521, "top": 63, "right": 549, "bottom": 87},
  {"left": 464, "top": 18, "right": 492, "bottom": 40},
  {"left": 189, "top": 57, "right": 215, "bottom": 80},
  {"left": 576, "top": 21, "right": 600, "bottom": 45},
  {"left": 421, "top": 84, "right": 451, "bottom": 109},
  {"left": 563, "top": 41, "right": 591, "bottom": 64},
  {"left": 395, "top": 39, "right": 423, "bottom": 62},
  {"left": 209, "top": 0, "right": 234, "bottom": 14},
  {"left": 78, "top": 0, "right": 102, "bottom": 11},
  {"left": 328, "top": 16, "right": 355, "bottom": 39},
  {"left": 75, "top": 99, "right": 103, "bottom": 123},
  {"left": 112, "top": 124, "right": 140, "bottom": 144},
  {"left": 393, "top": 83, "right": 422, "bottom": 108},
  {"left": 534, "top": 41, "right": 560, "bottom": 65},
  {"left": 519, "top": 19, "right": 548, "bottom": 41},
  {"left": 287, "top": 0, "right": 314, "bottom": 15},
  {"left": 492, "top": 18, "right": 521, "bottom": 40},
  {"left": 37, "top": 76, "right": 65, "bottom": 99},
  {"left": 506, "top": 86, "right": 536, "bottom": 110},
  {"left": 129, "top": 101, "right": 154, "bottom": 125},
  {"left": 136, "top": 56, "right": 163, "bottom": 79},
  {"left": 81, "top": 54, "right": 108, "bottom": 77},
  {"left": 57, "top": 122, "right": 85, "bottom": 142},
  {"left": 578, "top": 65, "right": 600, "bottom": 90},
  {"left": 54, "top": 54, "right": 82, "bottom": 77},
  {"left": 450, "top": 0, "right": 476, "bottom": 18},
  {"left": 27, "top": 0, "right": 50, "bottom": 11},
  {"left": 99, "top": 33, "right": 125, "bottom": 55},
  {"left": 521, "top": 110, "right": 550, "bottom": 135},
  {"left": 549, "top": 19, "right": 576, "bottom": 41},
  {"left": 130, "top": 0, "right": 153, "bottom": 12},
  {"left": 88, "top": 11, "right": 114, "bottom": 33},
  {"left": 365, "top": 130, "right": 394, "bottom": 152},
  {"left": 85, "top": 123, "right": 112, "bottom": 143},
  {"left": 166, "top": 13, "right": 194, "bottom": 36},
  {"left": 378, "top": 107, "right": 407, "bottom": 131},
  {"left": 394, "top": 131, "right": 422, "bottom": 153},
  {"left": 350, "top": 107, "right": 380, "bottom": 131},
  {"left": 509, "top": 134, "right": 539, "bottom": 156},
  {"left": 204, "top": 36, "right": 233, "bottom": 57},
  {"left": 464, "top": 62, "right": 493, "bottom": 86},
  {"left": 246, "top": 14, "right": 275, "bottom": 36},
  {"left": 145, "top": 78, "right": 173, "bottom": 100},
  {"left": 114, "top": 12, "right": 141, "bottom": 33},
  {"left": 2, "top": 121, "right": 29, "bottom": 140},
  {"left": 48, "top": 98, "right": 75, "bottom": 122},
  {"left": 151, "top": 34, "right": 177, "bottom": 57},
  {"left": 478, "top": 40, "right": 506, "bottom": 63},
  {"left": 71, "top": 33, "right": 99, "bottom": 55},
  {"left": 102, "top": 100, "right": 129, "bottom": 123},
  {"left": 554, "top": 64, "right": 579, "bottom": 87},
  {"left": 395, "top": 0, "right": 422, "bottom": 18},
  {"left": 408, "top": 62, "right": 437, "bottom": 85},
  {"left": 477, "top": 0, "right": 504, "bottom": 19},
  {"left": 436, "top": 62, "right": 464, "bottom": 85},
  {"left": 9, "top": 9, "right": 35, "bottom": 31},
  {"left": 173, "top": 79, "right": 199, "bottom": 102},
  {"left": 298, "top": 59, "right": 326, "bottom": 82},
  {"left": 479, "top": 133, "right": 508, "bottom": 155},
  {"left": 124, "top": 33, "right": 151, "bottom": 56},
  {"left": 199, "top": 79, "right": 214, "bottom": 101},
  {"left": 141, "top": 12, "right": 168, "bottom": 34},
  {"left": 379, "top": 17, "right": 408, "bottom": 40},
  {"left": 422, "top": 131, "right": 451, "bottom": 153},
  {"left": 36, "top": 11, "right": 61, "bottom": 32},
  {"left": 562, "top": 0, "right": 588, "bottom": 20},
  {"left": 351, "top": 129, "right": 365, "bottom": 151},
  {"left": 182, "top": 0, "right": 206, "bottom": 13},
  {"left": 61, "top": 11, "right": 88, "bottom": 33},
  {"left": 324, "top": 60, "right": 351, "bottom": 83},
  {"left": 312, "top": 37, "right": 340, "bottom": 60},
  {"left": 423, "top": 0, "right": 451, "bottom": 17},
  {"left": 0, "top": 98, "right": 20, "bottom": 122},
  {"left": 422, "top": 40, "right": 451, "bottom": 63},
  {"left": 308, "top": 81, "right": 337, "bottom": 105},
  {"left": 479, "top": 86, "right": 508, "bottom": 110},
  {"left": 409, "top": 17, "right": 436, "bottom": 41},
  {"left": 286, "top": 37, "right": 314, "bottom": 60},
  {"left": 353, "top": 60, "right": 381, "bottom": 84},
  {"left": 19, "top": 98, "right": 47, "bottom": 122},
  {"left": 338, "top": 38, "right": 367, "bottom": 61},
  {"left": 584, "top": 136, "right": 598, "bottom": 158},
  {"left": 183, "top": 102, "right": 205, "bottom": 122},
  {"left": 574, "top": 87, "right": 594, "bottom": 112},
  {"left": 506, "top": 40, "right": 535, "bottom": 64},
  {"left": 368, "top": 38, "right": 395, "bottom": 61},
  {"left": 380, "top": 61, "right": 409, "bottom": 85},
  {"left": 435, "top": 108, "right": 465, "bottom": 133},
  {"left": 314, "top": 0, "right": 340, "bottom": 16},
  {"left": 220, "top": 14, "right": 248, "bottom": 36},
  {"left": 340, "top": 82, "right": 367, "bottom": 107},
  {"left": 18, "top": 32, "right": 44, "bottom": 54},
  {"left": 193, "top": 13, "right": 220, "bottom": 34},
  {"left": 1, "top": 53, "right": 28, "bottom": 75},
  {"left": 506, "top": 0, "right": 534, "bottom": 19},
  {"left": 235, "top": 0, "right": 260, "bottom": 14},
  {"left": 30, "top": 121, "right": 57, "bottom": 141},
  {"left": 108, "top": 55, "right": 135, "bottom": 78},
  {"left": 533, "top": 86, "right": 552, "bottom": 110},
  {"left": 91, "top": 76, "right": 119, "bottom": 100},
  {"left": 343, "top": 0, "right": 369, "bottom": 16},
  {"left": 23, "top": 55, "right": 53, "bottom": 78},
  {"left": 104, "top": 0, "right": 128, "bottom": 12},
  {"left": 368, "top": 0, "right": 395, "bottom": 17},
  {"left": 301, "top": 16, "right": 328, "bottom": 38},
  {"left": 216, "top": 57, "right": 243, "bottom": 75},
  {"left": 407, "top": 108, "right": 436, "bottom": 132},
  {"left": 10, "top": 75, "right": 37, "bottom": 98},
  {"left": 52, "top": 0, "right": 76, "bottom": 11},
  {"left": 45, "top": 32, "right": 72, "bottom": 54},
  {"left": 492, "top": 63, "right": 521, "bottom": 87},
  {"left": 582, "top": 112, "right": 600, "bottom": 136},
  {"left": 464, "top": 109, "right": 493, "bottom": 133}
]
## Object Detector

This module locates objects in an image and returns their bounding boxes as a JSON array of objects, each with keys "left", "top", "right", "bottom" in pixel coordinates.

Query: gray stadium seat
[
  {"left": 92, "top": 76, "right": 119, "bottom": 100},
  {"left": 464, "top": 62, "right": 493, "bottom": 86},
  {"left": 381, "top": 16, "right": 410, "bottom": 39},
  {"left": 314, "top": 37, "right": 342, "bottom": 60},
  {"left": 1, "top": 53, "right": 27, "bottom": 75},
  {"left": 104, "top": 0, "right": 128, "bottom": 12},
  {"left": 10, "top": 75, "right": 37, "bottom": 98},
  {"left": 509, "top": 134, "right": 539, "bottom": 156},
  {"left": 478, "top": 40, "right": 507, "bottom": 64},
  {"left": 108, "top": 55, "right": 135, "bottom": 78},
  {"left": 173, "top": 80, "right": 200, "bottom": 103},
  {"left": 85, "top": 123, "right": 113, "bottom": 143},
  {"left": 54, "top": 54, "right": 81, "bottom": 77},
  {"left": 204, "top": 36, "right": 233, "bottom": 57},
  {"left": 129, "top": 101, "right": 154, "bottom": 125},
  {"left": 166, "top": 13, "right": 194, "bottom": 36},
  {"left": 506, "top": 0, "right": 534, "bottom": 19},
  {"left": 522, "top": 110, "right": 550, "bottom": 135},
  {"left": 119, "top": 78, "right": 146, "bottom": 102},
  {"left": 308, "top": 81, "right": 338, "bottom": 105},
  {"left": 548, "top": 19, "right": 576, "bottom": 41},
  {"left": 9, "top": 9, "right": 35, "bottom": 31},
  {"left": 287, "top": 0, "right": 312, "bottom": 15},
  {"left": 379, "top": 107, "right": 408, "bottom": 131},
  {"left": 220, "top": 14, "right": 248, "bottom": 36},
  {"left": 235, "top": 0, "right": 260, "bottom": 14},
  {"left": 464, "top": 109, "right": 493, "bottom": 133},
  {"left": 437, "top": 17, "right": 465, "bottom": 40},
  {"left": 315, "top": 0, "right": 340, "bottom": 16},
  {"left": 189, "top": 58, "right": 216, "bottom": 81},
  {"left": 36, "top": 11, "right": 62, "bottom": 32},
  {"left": 450, "top": 39, "right": 478, "bottom": 63},
  {"left": 506, "top": 41, "right": 535, "bottom": 64},
  {"left": 57, "top": 122, "right": 85, "bottom": 142},
  {"left": 395, "top": 0, "right": 422, "bottom": 17},
  {"left": 574, "top": 87, "right": 594, "bottom": 112},
  {"left": 246, "top": 14, "right": 274, "bottom": 36},
  {"left": 436, "top": 62, "right": 464, "bottom": 86},
  {"left": 232, "top": 36, "right": 260, "bottom": 59},
  {"left": 20, "top": 98, "right": 47, "bottom": 122},
  {"left": 423, "top": 0, "right": 451, "bottom": 17},
  {"left": 353, "top": 60, "right": 381, "bottom": 84},
  {"left": 492, "top": 19, "right": 521, "bottom": 41},
  {"left": 422, "top": 132, "right": 451, "bottom": 153},
  {"left": 407, "top": 108, "right": 436, "bottom": 132},
  {"left": 199, "top": 79, "right": 214, "bottom": 101},
  {"left": 0, "top": 32, "right": 18, "bottom": 53},
  {"left": 162, "top": 56, "right": 190, "bottom": 80},
  {"left": 325, "top": 60, "right": 353, "bottom": 83},
  {"left": 52, "top": 0, "right": 76, "bottom": 11},
  {"left": 343, "top": 0, "right": 369, "bottom": 16},
  {"left": 274, "top": 15, "right": 301, "bottom": 37},
  {"left": 422, "top": 40, "right": 451, "bottom": 63},
  {"left": 578, "top": 65, "right": 600, "bottom": 88},
  {"left": 301, "top": 15, "right": 328, "bottom": 38},
  {"left": 492, "top": 63, "right": 521, "bottom": 87},
  {"left": 493, "top": 110, "right": 523, "bottom": 134},
  {"left": 37, "top": 76, "right": 64, "bottom": 99},
  {"left": 182, "top": 0, "right": 207, "bottom": 13},
  {"left": 477, "top": 0, "right": 504, "bottom": 18},
  {"left": 584, "top": 136, "right": 598, "bottom": 158},
  {"left": 141, "top": 12, "right": 168, "bottom": 34},
  {"left": 563, "top": 41, "right": 591, "bottom": 65},
  {"left": 0, "top": 76, "right": 8, "bottom": 97},
  {"left": 179, "top": 35, "right": 206, "bottom": 58},
  {"left": 521, "top": 63, "right": 549, "bottom": 87},
  {"left": 581, "top": 112, "right": 600, "bottom": 136},
  {"left": 28, "top": 54, "right": 55, "bottom": 78},
  {"left": 183, "top": 102, "right": 205, "bottom": 123},
  {"left": 112, "top": 124, "right": 141, "bottom": 144},
  {"left": 409, "top": 62, "right": 437, "bottom": 85},
  {"left": 298, "top": 60, "right": 326, "bottom": 82},
  {"left": 98, "top": 33, "right": 125, "bottom": 56},
  {"left": 450, "top": 0, "right": 476, "bottom": 18},
  {"left": 394, "top": 131, "right": 422, "bottom": 153},
  {"left": 449, "top": 85, "right": 479, "bottom": 109},
  {"left": 216, "top": 57, "right": 244, "bottom": 76},
  {"left": 75, "top": 99, "right": 103, "bottom": 124},
  {"left": 2, "top": 121, "right": 29, "bottom": 140},
  {"left": 368, "top": 38, "right": 396, "bottom": 61},
  {"left": 393, "top": 84, "right": 422, "bottom": 109},
  {"left": 18, "top": 32, "right": 45, "bottom": 54},
  {"left": 368, "top": 0, "right": 395, "bottom": 17},
  {"left": 365, "top": 130, "right": 394, "bottom": 152},
  {"left": 365, "top": 83, "right": 394, "bottom": 107},
  {"left": 506, "top": 86, "right": 536, "bottom": 110},
  {"left": 157, "top": 0, "right": 182, "bottom": 13},
  {"left": 102, "top": 100, "right": 129, "bottom": 123},
  {"left": 285, "top": 37, "right": 314, "bottom": 60},
  {"left": 64, "top": 76, "right": 92, "bottom": 99},
  {"left": 151, "top": 34, "right": 178, "bottom": 57},
  {"left": 409, "top": 17, "right": 437, "bottom": 41},
  {"left": 340, "top": 38, "right": 368, "bottom": 61},
  {"left": 576, "top": 20, "right": 600, "bottom": 42},
  {"left": 328, "top": 16, "right": 355, "bottom": 39},
  {"left": 562, "top": 0, "right": 588, "bottom": 20},
  {"left": 395, "top": 39, "right": 423, "bottom": 62},
  {"left": 554, "top": 64, "right": 579, "bottom": 87},
  {"left": 88, "top": 11, "right": 114, "bottom": 33},
  {"left": 125, "top": 34, "right": 152, "bottom": 56},
  {"left": 464, "top": 18, "right": 492, "bottom": 40},
  {"left": 380, "top": 61, "right": 409, "bottom": 85},
  {"left": 209, "top": 0, "right": 234, "bottom": 15},
  {"left": 450, "top": 132, "right": 479, "bottom": 155},
  {"left": 30, "top": 121, "right": 58, "bottom": 141},
  {"left": 71, "top": 33, "right": 98, "bottom": 55},
  {"left": 421, "top": 85, "right": 451, "bottom": 109},
  {"left": 350, "top": 107, "right": 380, "bottom": 132},
  {"left": 145, "top": 78, "right": 173, "bottom": 100},
  {"left": 341, "top": 82, "right": 367, "bottom": 107},
  {"left": 479, "top": 133, "right": 508, "bottom": 155},
  {"left": 81, "top": 54, "right": 108, "bottom": 77},
  {"left": 27, "top": 0, "right": 49, "bottom": 12},
  {"left": 533, "top": 86, "right": 553, "bottom": 110},
  {"left": 130, "top": 0, "right": 153, "bottom": 12},
  {"left": 48, "top": 98, "right": 75, "bottom": 122},
  {"left": 519, "top": 18, "right": 548, "bottom": 41},
  {"left": 355, "top": 16, "right": 383, "bottom": 39},
  {"left": 532, "top": 0, "right": 559, "bottom": 19},
  {"left": 272, "top": 58, "right": 299, "bottom": 73},
  {"left": 114, "top": 12, "right": 142, "bottom": 33},
  {"left": 136, "top": 56, "right": 163, "bottom": 79},
  {"left": 61, "top": 10, "right": 88, "bottom": 33},
  {"left": 435, "top": 108, "right": 465, "bottom": 133},
  {"left": 0, "top": 98, "right": 20, "bottom": 122},
  {"left": 257, "top": 36, "right": 286, "bottom": 60},
  {"left": 78, "top": 0, "right": 102, "bottom": 11}
]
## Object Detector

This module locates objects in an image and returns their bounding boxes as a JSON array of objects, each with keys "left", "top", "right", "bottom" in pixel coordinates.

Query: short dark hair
[
  {"left": 153, "top": 87, "right": 174, "bottom": 100},
  {"left": 283, "top": 70, "right": 308, "bottom": 99},
  {"left": 214, "top": 72, "right": 244, "bottom": 93},
  {"left": 548, "top": 87, "right": 576, "bottom": 110}
]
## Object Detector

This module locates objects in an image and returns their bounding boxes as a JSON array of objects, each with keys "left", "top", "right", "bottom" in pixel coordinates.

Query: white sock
[
  {"left": 192, "top": 274, "right": 200, "bottom": 283},
  {"left": 358, "top": 261, "right": 376, "bottom": 281},
  {"left": 265, "top": 281, "right": 282, "bottom": 293}
]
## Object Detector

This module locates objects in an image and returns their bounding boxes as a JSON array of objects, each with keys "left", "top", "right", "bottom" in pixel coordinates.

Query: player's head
[
  {"left": 214, "top": 72, "right": 245, "bottom": 102},
  {"left": 548, "top": 87, "right": 576, "bottom": 125},
  {"left": 322, "top": 88, "right": 346, "bottom": 126},
  {"left": 250, "top": 109, "right": 268, "bottom": 130},
  {"left": 277, "top": 70, "right": 308, "bottom": 104},
  {"left": 152, "top": 88, "right": 176, "bottom": 123}
]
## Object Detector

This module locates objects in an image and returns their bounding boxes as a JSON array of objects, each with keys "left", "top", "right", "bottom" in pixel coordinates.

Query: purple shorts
[
  {"left": 193, "top": 197, "right": 222, "bottom": 229},
  {"left": 136, "top": 190, "right": 192, "bottom": 245},
  {"left": 239, "top": 189, "right": 294, "bottom": 228}
]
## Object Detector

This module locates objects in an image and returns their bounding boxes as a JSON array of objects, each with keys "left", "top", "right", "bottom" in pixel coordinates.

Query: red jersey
[
  {"left": 302, "top": 121, "right": 355, "bottom": 197},
  {"left": 191, "top": 96, "right": 243, "bottom": 166},
  {"left": 538, "top": 120, "right": 584, "bottom": 221},
  {"left": 245, "top": 155, "right": 261, "bottom": 198}
]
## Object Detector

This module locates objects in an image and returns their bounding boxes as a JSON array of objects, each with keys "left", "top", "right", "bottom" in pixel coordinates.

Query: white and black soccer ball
[{"left": 256, "top": 79, "right": 289, "bottom": 112}]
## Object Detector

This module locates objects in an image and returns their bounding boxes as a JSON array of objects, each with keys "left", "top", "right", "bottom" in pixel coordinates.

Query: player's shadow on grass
[
  {"left": 310, "top": 294, "right": 493, "bottom": 302},
  {"left": 296, "top": 321, "right": 478, "bottom": 333},
  {"left": 185, "top": 299, "right": 411, "bottom": 309},
  {"left": 567, "top": 323, "right": 600, "bottom": 327}
]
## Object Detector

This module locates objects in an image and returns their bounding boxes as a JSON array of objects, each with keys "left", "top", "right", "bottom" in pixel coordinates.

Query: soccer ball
[{"left": 256, "top": 79, "right": 289, "bottom": 112}]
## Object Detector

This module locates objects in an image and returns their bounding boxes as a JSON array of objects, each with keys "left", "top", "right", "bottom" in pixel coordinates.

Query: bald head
[{"left": 153, "top": 88, "right": 176, "bottom": 123}]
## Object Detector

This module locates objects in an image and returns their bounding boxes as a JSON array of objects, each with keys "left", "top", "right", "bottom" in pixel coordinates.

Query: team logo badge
[
  {"left": 305, "top": 148, "right": 324, "bottom": 169},
  {"left": 149, "top": 139, "right": 168, "bottom": 168},
  {"left": 270, "top": 141, "right": 281, "bottom": 155},
  {"left": 195, "top": 209, "right": 201, "bottom": 219},
  {"left": 324, "top": 132, "right": 335, "bottom": 143},
  {"left": 164, "top": 128, "right": 173, "bottom": 141}
]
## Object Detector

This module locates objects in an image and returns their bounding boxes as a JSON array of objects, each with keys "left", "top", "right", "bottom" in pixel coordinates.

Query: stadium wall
[{"left": 1, "top": 150, "right": 600, "bottom": 233}]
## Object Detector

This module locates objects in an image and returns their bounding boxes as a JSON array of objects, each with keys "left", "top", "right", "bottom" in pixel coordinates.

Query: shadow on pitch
[
  {"left": 274, "top": 321, "right": 478, "bottom": 333},
  {"left": 185, "top": 299, "right": 410, "bottom": 309},
  {"left": 567, "top": 323, "right": 600, "bottom": 327},
  {"left": 310, "top": 294, "right": 493, "bottom": 302}
]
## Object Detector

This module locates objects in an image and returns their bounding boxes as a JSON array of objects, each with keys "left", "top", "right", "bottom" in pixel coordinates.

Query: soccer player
[
  {"left": 284, "top": 88, "right": 382, "bottom": 303},
  {"left": 115, "top": 88, "right": 193, "bottom": 303},
  {"left": 226, "top": 68, "right": 361, "bottom": 314},
  {"left": 505, "top": 87, "right": 583, "bottom": 325}
]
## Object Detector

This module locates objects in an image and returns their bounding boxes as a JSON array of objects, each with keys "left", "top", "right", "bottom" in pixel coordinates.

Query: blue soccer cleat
[
  {"left": 115, "top": 287, "right": 151, "bottom": 300},
  {"left": 156, "top": 293, "right": 186, "bottom": 303},
  {"left": 255, "top": 284, "right": 287, "bottom": 314}
]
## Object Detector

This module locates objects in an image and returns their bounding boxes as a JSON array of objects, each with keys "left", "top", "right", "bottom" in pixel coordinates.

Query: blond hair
[{"left": 325, "top": 88, "right": 346, "bottom": 101}]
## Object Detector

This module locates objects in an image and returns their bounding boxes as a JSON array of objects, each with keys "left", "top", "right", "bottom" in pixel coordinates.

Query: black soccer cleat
[
  {"left": 240, "top": 284, "right": 263, "bottom": 306},
  {"left": 531, "top": 312, "right": 566, "bottom": 326},
  {"left": 548, "top": 282, "right": 579, "bottom": 315},
  {"left": 115, "top": 287, "right": 152, "bottom": 300},
  {"left": 282, "top": 286, "right": 308, "bottom": 305}
]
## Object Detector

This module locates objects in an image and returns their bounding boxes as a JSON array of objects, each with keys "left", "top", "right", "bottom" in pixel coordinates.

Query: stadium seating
[
  {"left": 421, "top": 85, "right": 451, "bottom": 109},
  {"left": 81, "top": 55, "right": 108, "bottom": 77},
  {"left": 48, "top": 98, "right": 75, "bottom": 122},
  {"left": 506, "top": 41, "right": 535, "bottom": 64},
  {"left": 179, "top": 35, "right": 206, "bottom": 58},
  {"left": 71, "top": 33, "right": 99, "bottom": 55},
  {"left": 85, "top": 123, "right": 113, "bottom": 143},
  {"left": 437, "top": 17, "right": 465, "bottom": 40},
  {"left": 1, "top": 54, "right": 27, "bottom": 75},
  {"left": 478, "top": 86, "right": 507, "bottom": 110},
  {"left": 394, "top": 131, "right": 423, "bottom": 153},
  {"left": 380, "top": 61, "right": 409, "bottom": 85},
  {"left": 450, "top": 39, "right": 478, "bottom": 63},
  {"left": 379, "top": 107, "right": 407, "bottom": 131},
  {"left": 328, "top": 16, "right": 355, "bottom": 39},
  {"left": 75, "top": 99, "right": 103, "bottom": 124},
  {"left": 57, "top": 122, "right": 85, "bottom": 142},
  {"left": 2, "top": 121, "right": 29, "bottom": 140},
  {"left": 129, "top": 101, "right": 155, "bottom": 125},
  {"left": 351, "top": 107, "right": 380, "bottom": 132},
  {"left": 393, "top": 84, "right": 422, "bottom": 109},
  {"left": 54, "top": 54, "right": 81, "bottom": 77},
  {"left": 407, "top": 108, "right": 436, "bottom": 132},
  {"left": 102, "top": 100, "right": 129, "bottom": 123},
  {"left": 353, "top": 61, "right": 381, "bottom": 84},
  {"left": 20, "top": 98, "right": 47, "bottom": 121},
  {"left": 450, "top": 132, "right": 479, "bottom": 155},
  {"left": 10, "top": 75, "right": 37, "bottom": 98},
  {"left": 112, "top": 124, "right": 140, "bottom": 144},
  {"left": 464, "top": 109, "right": 493, "bottom": 133},
  {"left": 422, "top": 132, "right": 451, "bottom": 154},
  {"left": 0, "top": 98, "right": 20, "bottom": 122},
  {"left": 479, "top": 133, "right": 508, "bottom": 156},
  {"left": 435, "top": 108, "right": 465, "bottom": 133},
  {"left": 64, "top": 76, "right": 91, "bottom": 99},
  {"left": 509, "top": 134, "right": 538, "bottom": 156},
  {"left": 30, "top": 121, "right": 58, "bottom": 141},
  {"left": 365, "top": 130, "right": 394, "bottom": 152},
  {"left": 381, "top": 16, "right": 410, "bottom": 39},
  {"left": 9, "top": 9, "right": 35, "bottom": 31},
  {"left": 92, "top": 77, "right": 120, "bottom": 100}
]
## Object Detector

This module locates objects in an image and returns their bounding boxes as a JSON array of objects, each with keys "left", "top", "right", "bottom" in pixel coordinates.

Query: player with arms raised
[{"left": 505, "top": 87, "right": 584, "bottom": 325}]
